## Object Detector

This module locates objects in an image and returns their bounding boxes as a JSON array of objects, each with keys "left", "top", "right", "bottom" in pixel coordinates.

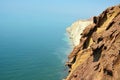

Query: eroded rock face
[{"left": 66, "top": 5, "right": 120, "bottom": 80}]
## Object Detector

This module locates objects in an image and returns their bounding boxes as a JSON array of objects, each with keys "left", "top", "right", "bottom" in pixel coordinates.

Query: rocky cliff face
[
  {"left": 66, "top": 20, "right": 93, "bottom": 46},
  {"left": 66, "top": 5, "right": 120, "bottom": 80}
]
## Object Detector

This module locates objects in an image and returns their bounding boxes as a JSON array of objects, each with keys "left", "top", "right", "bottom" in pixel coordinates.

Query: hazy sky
[{"left": 0, "top": 0, "right": 120, "bottom": 24}]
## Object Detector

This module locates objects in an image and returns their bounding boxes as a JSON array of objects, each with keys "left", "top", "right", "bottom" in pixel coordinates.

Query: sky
[{"left": 0, "top": 0, "right": 120, "bottom": 25}]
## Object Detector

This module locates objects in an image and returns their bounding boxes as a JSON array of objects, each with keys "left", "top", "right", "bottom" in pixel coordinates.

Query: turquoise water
[
  {"left": 0, "top": 15, "right": 73, "bottom": 80},
  {"left": 0, "top": 4, "right": 74, "bottom": 79}
]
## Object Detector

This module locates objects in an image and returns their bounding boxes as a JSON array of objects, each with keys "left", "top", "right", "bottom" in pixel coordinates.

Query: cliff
[
  {"left": 66, "top": 20, "right": 93, "bottom": 46},
  {"left": 66, "top": 5, "right": 120, "bottom": 80}
]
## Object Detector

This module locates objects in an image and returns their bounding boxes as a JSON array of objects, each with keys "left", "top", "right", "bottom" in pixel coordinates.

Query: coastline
[
  {"left": 65, "top": 5, "right": 120, "bottom": 80},
  {"left": 66, "top": 19, "right": 93, "bottom": 46}
]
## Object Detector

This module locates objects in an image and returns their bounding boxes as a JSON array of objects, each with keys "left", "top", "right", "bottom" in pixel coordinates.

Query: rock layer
[{"left": 66, "top": 5, "right": 120, "bottom": 80}]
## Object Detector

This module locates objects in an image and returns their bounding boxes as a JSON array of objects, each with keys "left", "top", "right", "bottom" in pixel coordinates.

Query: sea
[{"left": 0, "top": 8, "right": 74, "bottom": 80}]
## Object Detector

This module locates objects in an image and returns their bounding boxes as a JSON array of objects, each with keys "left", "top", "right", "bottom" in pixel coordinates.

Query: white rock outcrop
[{"left": 66, "top": 20, "right": 93, "bottom": 46}]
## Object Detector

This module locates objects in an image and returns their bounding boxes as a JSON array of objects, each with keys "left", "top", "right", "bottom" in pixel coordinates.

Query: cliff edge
[
  {"left": 66, "top": 20, "right": 93, "bottom": 46},
  {"left": 66, "top": 5, "right": 120, "bottom": 80}
]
